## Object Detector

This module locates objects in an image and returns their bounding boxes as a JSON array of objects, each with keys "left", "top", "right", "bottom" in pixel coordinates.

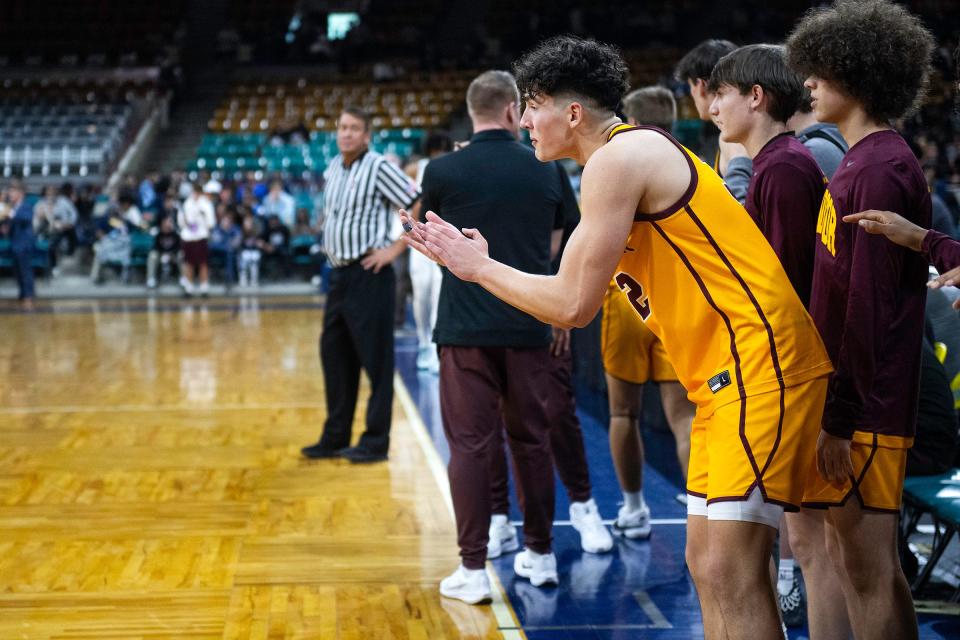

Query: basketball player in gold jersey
[{"left": 401, "top": 35, "right": 833, "bottom": 640}]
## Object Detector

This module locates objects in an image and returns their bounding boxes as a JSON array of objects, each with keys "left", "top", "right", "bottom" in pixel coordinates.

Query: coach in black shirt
[{"left": 421, "top": 71, "right": 581, "bottom": 602}]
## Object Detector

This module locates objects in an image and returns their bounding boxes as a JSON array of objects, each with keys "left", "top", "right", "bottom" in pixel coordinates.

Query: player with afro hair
[{"left": 785, "top": 3, "right": 934, "bottom": 639}]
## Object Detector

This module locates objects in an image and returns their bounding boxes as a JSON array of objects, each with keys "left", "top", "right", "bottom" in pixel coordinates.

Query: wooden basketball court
[{"left": 0, "top": 297, "right": 515, "bottom": 639}]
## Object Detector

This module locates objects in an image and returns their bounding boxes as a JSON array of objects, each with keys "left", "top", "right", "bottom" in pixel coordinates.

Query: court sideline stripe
[
  {"left": 519, "top": 519, "right": 687, "bottom": 526},
  {"left": 394, "top": 374, "right": 526, "bottom": 640}
]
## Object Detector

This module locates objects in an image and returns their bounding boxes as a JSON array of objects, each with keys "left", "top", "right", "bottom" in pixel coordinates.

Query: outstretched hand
[
  {"left": 929, "top": 265, "right": 960, "bottom": 309},
  {"left": 399, "top": 210, "right": 491, "bottom": 282},
  {"left": 399, "top": 209, "right": 445, "bottom": 266},
  {"left": 842, "top": 210, "right": 926, "bottom": 252}
]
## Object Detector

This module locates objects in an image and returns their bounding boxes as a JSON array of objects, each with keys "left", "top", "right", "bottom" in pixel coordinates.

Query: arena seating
[
  {"left": 208, "top": 74, "right": 470, "bottom": 133},
  {"left": 902, "top": 470, "right": 960, "bottom": 602},
  {"left": 188, "top": 73, "right": 472, "bottom": 175},
  {"left": 1, "top": 102, "right": 134, "bottom": 184},
  {"left": 188, "top": 129, "right": 424, "bottom": 175}
]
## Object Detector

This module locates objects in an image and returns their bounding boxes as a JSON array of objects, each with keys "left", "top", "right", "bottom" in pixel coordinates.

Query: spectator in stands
[
  {"left": 291, "top": 207, "right": 324, "bottom": 284},
  {"left": 175, "top": 171, "right": 194, "bottom": 201},
  {"left": 33, "top": 184, "right": 80, "bottom": 275},
  {"left": 208, "top": 209, "right": 242, "bottom": 288},
  {"left": 239, "top": 214, "right": 262, "bottom": 288},
  {"left": 178, "top": 183, "right": 216, "bottom": 297},
  {"left": 158, "top": 193, "right": 181, "bottom": 229},
  {"left": 4, "top": 181, "right": 37, "bottom": 308},
  {"left": 200, "top": 171, "right": 223, "bottom": 197},
  {"left": 258, "top": 214, "right": 291, "bottom": 278},
  {"left": 139, "top": 172, "right": 159, "bottom": 211},
  {"left": 32, "top": 186, "right": 58, "bottom": 239},
  {"left": 259, "top": 179, "right": 296, "bottom": 228},
  {"left": 926, "top": 162, "right": 958, "bottom": 239},
  {"left": 146, "top": 215, "right": 181, "bottom": 289},
  {"left": 292, "top": 207, "right": 315, "bottom": 237},
  {"left": 90, "top": 195, "right": 139, "bottom": 285},
  {"left": 674, "top": 39, "right": 752, "bottom": 202},
  {"left": 269, "top": 117, "right": 310, "bottom": 146}
]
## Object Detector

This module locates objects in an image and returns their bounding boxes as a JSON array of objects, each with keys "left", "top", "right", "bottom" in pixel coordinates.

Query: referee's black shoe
[
  {"left": 340, "top": 446, "right": 388, "bottom": 464},
  {"left": 300, "top": 443, "right": 345, "bottom": 459}
]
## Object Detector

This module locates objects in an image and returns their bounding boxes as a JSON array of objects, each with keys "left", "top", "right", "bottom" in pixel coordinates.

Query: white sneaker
[
  {"left": 612, "top": 503, "right": 652, "bottom": 540},
  {"left": 513, "top": 549, "right": 558, "bottom": 587},
  {"left": 439, "top": 565, "right": 492, "bottom": 605},
  {"left": 416, "top": 345, "right": 432, "bottom": 370},
  {"left": 179, "top": 276, "right": 194, "bottom": 295},
  {"left": 487, "top": 514, "right": 519, "bottom": 559},
  {"left": 569, "top": 498, "right": 613, "bottom": 553}
]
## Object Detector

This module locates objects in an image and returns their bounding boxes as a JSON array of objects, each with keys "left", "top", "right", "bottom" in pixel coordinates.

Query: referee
[{"left": 301, "top": 107, "right": 420, "bottom": 464}]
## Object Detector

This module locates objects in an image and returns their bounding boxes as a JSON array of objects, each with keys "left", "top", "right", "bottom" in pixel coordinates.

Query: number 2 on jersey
[{"left": 615, "top": 272, "right": 651, "bottom": 321}]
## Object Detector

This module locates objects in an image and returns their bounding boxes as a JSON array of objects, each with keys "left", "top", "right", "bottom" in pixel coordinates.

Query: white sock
[
  {"left": 623, "top": 491, "right": 645, "bottom": 512},
  {"left": 777, "top": 558, "right": 795, "bottom": 596}
]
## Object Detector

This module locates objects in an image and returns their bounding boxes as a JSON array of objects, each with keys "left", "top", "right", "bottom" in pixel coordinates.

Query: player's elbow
[{"left": 561, "top": 301, "right": 599, "bottom": 329}]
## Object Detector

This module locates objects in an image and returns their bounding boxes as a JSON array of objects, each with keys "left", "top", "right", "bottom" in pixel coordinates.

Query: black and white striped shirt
[{"left": 322, "top": 150, "right": 420, "bottom": 267}]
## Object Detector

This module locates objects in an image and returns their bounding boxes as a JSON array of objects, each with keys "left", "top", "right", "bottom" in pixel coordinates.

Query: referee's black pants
[{"left": 318, "top": 262, "right": 395, "bottom": 456}]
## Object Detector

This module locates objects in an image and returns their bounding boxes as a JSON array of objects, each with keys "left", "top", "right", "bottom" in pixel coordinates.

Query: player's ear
[
  {"left": 567, "top": 101, "right": 583, "bottom": 128},
  {"left": 750, "top": 84, "right": 764, "bottom": 111},
  {"left": 692, "top": 78, "right": 707, "bottom": 98}
]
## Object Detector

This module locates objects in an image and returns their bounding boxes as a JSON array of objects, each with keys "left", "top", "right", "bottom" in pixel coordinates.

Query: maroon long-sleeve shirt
[
  {"left": 922, "top": 229, "right": 960, "bottom": 274},
  {"left": 744, "top": 133, "right": 825, "bottom": 309},
  {"left": 809, "top": 130, "right": 932, "bottom": 440}
]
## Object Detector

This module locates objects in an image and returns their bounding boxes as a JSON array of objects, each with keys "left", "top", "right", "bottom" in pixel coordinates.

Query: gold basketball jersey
[{"left": 607, "top": 124, "right": 832, "bottom": 410}]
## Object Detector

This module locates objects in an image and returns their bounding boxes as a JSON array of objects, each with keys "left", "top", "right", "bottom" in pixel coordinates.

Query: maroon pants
[
  {"left": 490, "top": 348, "right": 592, "bottom": 515},
  {"left": 439, "top": 345, "right": 555, "bottom": 569}
]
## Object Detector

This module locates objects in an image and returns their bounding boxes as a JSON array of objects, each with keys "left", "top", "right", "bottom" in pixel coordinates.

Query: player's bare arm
[{"left": 402, "top": 130, "right": 691, "bottom": 328}]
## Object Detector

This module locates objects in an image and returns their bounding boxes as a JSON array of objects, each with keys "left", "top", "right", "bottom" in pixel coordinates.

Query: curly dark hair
[
  {"left": 513, "top": 35, "right": 629, "bottom": 113},
  {"left": 786, "top": 0, "right": 934, "bottom": 122}
]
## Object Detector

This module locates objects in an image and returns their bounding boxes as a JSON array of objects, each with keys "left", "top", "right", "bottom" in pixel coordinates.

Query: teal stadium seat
[
  {"left": 129, "top": 231, "right": 154, "bottom": 272},
  {"left": 901, "top": 470, "right": 960, "bottom": 601},
  {"left": 0, "top": 237, "right": 13, "bottom": 271},
  {"left": 189, "top": 131, "right": 419, "bottom": 176},
  {"left": 31, "top": 237, "right": 50, "bottom": 277}
]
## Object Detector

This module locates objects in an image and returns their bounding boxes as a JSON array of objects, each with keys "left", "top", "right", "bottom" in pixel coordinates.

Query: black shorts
[{"left": 182, "top": 239, "right": 209, "bottom": 269}]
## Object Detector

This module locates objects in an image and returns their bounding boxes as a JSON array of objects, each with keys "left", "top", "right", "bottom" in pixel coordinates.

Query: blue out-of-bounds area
[{"left": 396, "top": 333, "right": 960, "bottom": 639}]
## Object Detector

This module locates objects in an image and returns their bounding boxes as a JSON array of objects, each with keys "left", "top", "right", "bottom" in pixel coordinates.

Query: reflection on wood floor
[{"left": 0, "top": 297, "right": 505, "bottom": 639}]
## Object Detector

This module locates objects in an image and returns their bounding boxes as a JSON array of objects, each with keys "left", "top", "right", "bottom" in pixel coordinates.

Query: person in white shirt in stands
[{"left": 178, "top": 182, "right": 216, "bottom": 297}]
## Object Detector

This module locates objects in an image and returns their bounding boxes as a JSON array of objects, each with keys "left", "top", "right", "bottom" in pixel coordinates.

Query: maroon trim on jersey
[
  {"left": 650, "top": 220, "right": 759, "bottom": 491},
  {"left": 800, "top": 434, "right": 901, "bottom": 513},
  {"left": 684, "top": 205, "right": 788, "bottom": 489},
  {"left": 606, "top": 124, "right": 699, "bottom": 221},
  {"left": 687, "top": 490, "right": 708, "bottom": 499}
]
